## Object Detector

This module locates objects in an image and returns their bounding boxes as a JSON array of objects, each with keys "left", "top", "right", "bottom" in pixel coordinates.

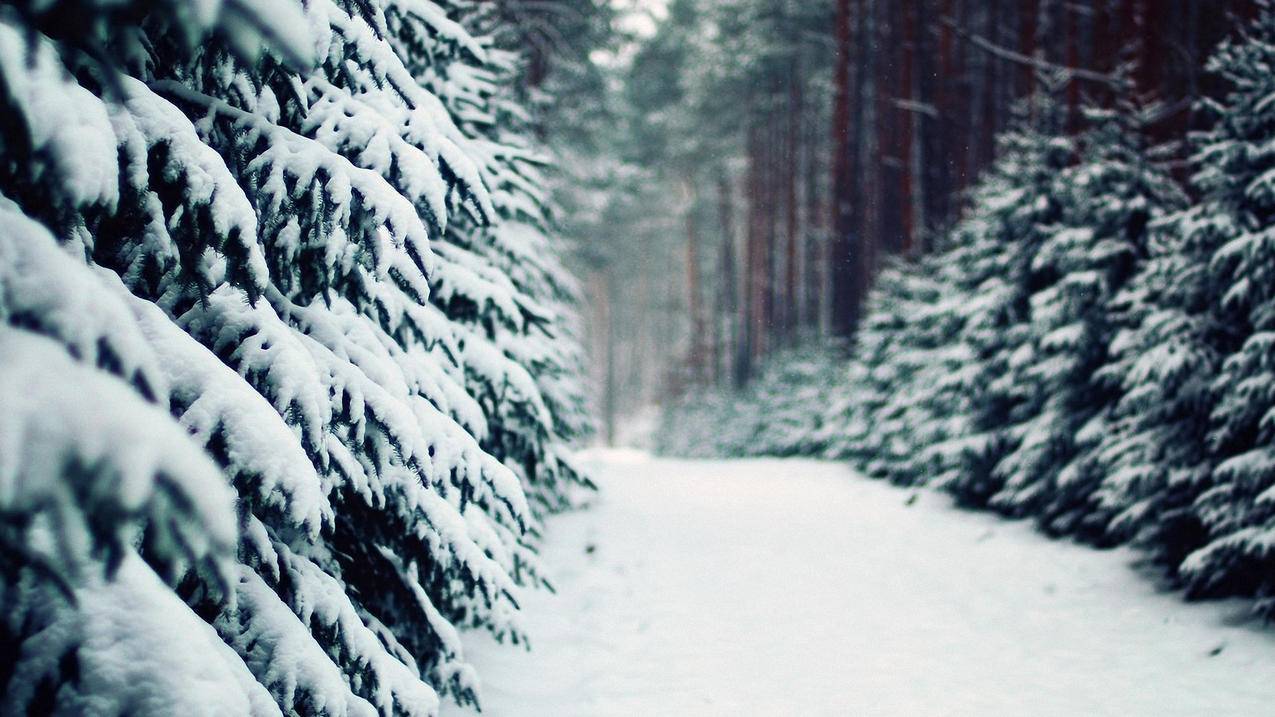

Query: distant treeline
[
  {"left": 569, "top": 1, "right": 1258, "bottom": 430},
  {"left": 661, "top": 3, "right": 1275, "bottom": 619}
]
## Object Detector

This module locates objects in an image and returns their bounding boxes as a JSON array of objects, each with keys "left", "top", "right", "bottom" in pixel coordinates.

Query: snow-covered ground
[{"left": 448, "top": 451, "right": 1275, "bottom": 717}]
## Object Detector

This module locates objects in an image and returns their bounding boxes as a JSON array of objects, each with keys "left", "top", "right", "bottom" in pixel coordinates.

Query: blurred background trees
[{"left": 540, "top": 0, "right": 1256, "bottom": 440}]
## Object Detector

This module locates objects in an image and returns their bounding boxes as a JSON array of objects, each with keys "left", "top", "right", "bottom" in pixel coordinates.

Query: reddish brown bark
[
  {"left": 744, "top": 119, "right": 768, "bottom": 371},
  {"left": 682, "top": 179, "right": 706, "bottom": 384},
  {"left": 829, "top": 0, "right": 857, "bottom": 337},
  {"left": 718, "top": 172, "right": 743, "bottom": 387},
  {"left": 1018, "top": 0, "right": 1039, "bottom": 100},
  {"left": 783, "top": 60, "right": 802, "bottom": 337},
  {"left": 762, "top": 105, "right": 778, "bottom": 355},
  {"left": 1066, "top": 2, "right": 1081, "bottom": 131},
  {"left": 899, "top": 0, "right": 917, "bottom": 255}
]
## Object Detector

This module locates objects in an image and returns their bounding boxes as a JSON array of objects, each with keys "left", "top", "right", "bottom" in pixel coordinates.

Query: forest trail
[{"left": 448, "top": 452, "right": 1275, "bottom": 717}]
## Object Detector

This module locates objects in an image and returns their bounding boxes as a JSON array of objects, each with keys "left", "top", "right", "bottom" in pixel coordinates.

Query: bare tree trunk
[
  {"left": 742, "top": 119, "right": 762, "bottom": 379},
  {"left": 784, "top": 62, "right": 802, "bottom": 343},
  {"left": 980, "top": 0, "right": 1001, "bottom": 165},
  {"left": 859, "top": 0, "right": 880, "bottom": 300},
  {"left": 909, "top": 0, "right": 928, "bottom": 254},
  {"left": 764, "top": 102, "right": 780, "bottom": 357},
  {"left": 1019, "top": 0, "right": 1039, "bottom": 100},
  {"left": 591, "top": 270, "right": 617, "bottom": 446},
  {"left": 954, "top": 0, "right": 972, "bottom": 192},
  {"left": 681, "top": 177, "right": 706, "bottom": 385},
  {"left": 717, "top": 170, "right": 741, "bottom": 387},
  {"left": 936, "top": 0, "right": 958, "bottom": 221},
  {"left": 829, "top": 0, "right": 857, "bottom": 337},
  {"left": 1065, "top": 0, "right": 1081, "bottom": 131},
  {"left": 802, "top": 85, "right": 825, "bottom": 335},
  {"left": 634, "top": 268, "right": 651, "bottom": 409},
  {"left": 899, "top": 0, "right": 918, "bottom": 256}
]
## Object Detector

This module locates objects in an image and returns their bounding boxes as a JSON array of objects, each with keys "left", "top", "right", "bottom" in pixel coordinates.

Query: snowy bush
[
  {"left": 0, "top": 1, "right": 589, "bottom": 713},
  {"left": 657, "top": 342, "right": 845, "bottom": 459}
]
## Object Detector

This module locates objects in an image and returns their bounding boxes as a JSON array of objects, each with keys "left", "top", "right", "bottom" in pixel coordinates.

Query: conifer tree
[
  {"left": 390, "top": 2, "right": 594, "bottom": 514},
  {"left": 822, "top": 258, "right": 955, "bottom": 485},
  {"left": 939, "top": 96, "right": 1074, "bottom": 508},
  {"left": 1027, "top": 81, "right": 1187, "bottom": 541},
  {"left": 1170, "top": 2, "right": 1275, "bottom": 609},
  {"left": 869, "top": 254, "right": 974, "bottom": 486},
  {"left": 1083, "top": 186, "right": 1221, "bottom": 571},
  {"left": 820, "top": 266, "right": 912, "bottom": 468},
  {"left": 737, "top": 344, "right": 844, "bottom": 457},
  {"left": 0, "top": 1, "right": 590, "bottom": 713}
]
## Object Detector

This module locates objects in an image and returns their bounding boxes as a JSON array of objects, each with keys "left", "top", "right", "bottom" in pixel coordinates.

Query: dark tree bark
[
  {"left": 899, "top": 0, "right": 922, "bottom": 255},
  {"left": 783, "top": 59, "right": 802, "bottom": 339},
  {"left": 657, "top": 0, "right": 1257, "bottom": 397},
  {"left": 829, "top": 0, "right": 858, "bottom": 337},
  {"left": 743, "top": 119, "right": 766, "bottom": 374},
  {"left": 682, "top": 178, "right": 706, "bottom": 384},
  {"left": 718, "top": 171, "right": 743, "bottom": 388},
  {"left": 1065, "top": 1, "right": 1082, "bottom": 131},
  {"left": 859, "top": 0, "right": 881, "bottom": 298}
]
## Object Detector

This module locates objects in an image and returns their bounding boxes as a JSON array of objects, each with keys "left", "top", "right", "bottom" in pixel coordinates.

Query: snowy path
[{"left": 447, "top": 452, "right": 1275, "bottom": 717}]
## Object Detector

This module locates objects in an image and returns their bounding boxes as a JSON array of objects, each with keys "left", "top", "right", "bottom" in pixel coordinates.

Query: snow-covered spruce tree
[
  {"left": 820, "top": 248, "right": 974, "bottom": 486},
  {"left": 745, "top": 344, "right": 846, "bottom": 457},
  {"left": 937, "top": 96, "right": 1074, "bottom": 508},
  {"left": 655, "top": 341, "right": 841, "bottom": 458},
  {"left": 1019, "top": 82, "right": 1188, "bottom": 542},
  {"left": 0, "top": 6, "right": 315, "bottom": 712},
  {"left": 852, "top": 252, "right": 974, "bottom": 487},
  {"left": 655, "top": 386, "right": 737, "bottom": 457},
  {"left": 386, "top": 2, "right": 594, "bottom": 515},
  {"left": 820, "top": 258, "right": 947, "bottom": 484},
  {"left": 1082, "top": 180, "right": 1221, "bottom": 576},
  {"left": 819, "top": 265, "right": 914, "bottom": 469},
  {"left": 906, "top": 233, "right": 1009, "bottom": 492},
  {"left": 699, "top": 343, "right": 844, "bottom": 458},
  {"left": 0, "top": 1, "right": 587, "bottom": 713},
  {"left": 983, "top": 74, "right": 1188, "bottom": 531},
  {"left": 1168, "top": 3, "right": 1275, "bottom": 611},
  {"left": 832, "top": 212, "right": 1012, "bottom": 492},
  {"left": 820, "top": 100, "right": 1073, "bottom": 498}
]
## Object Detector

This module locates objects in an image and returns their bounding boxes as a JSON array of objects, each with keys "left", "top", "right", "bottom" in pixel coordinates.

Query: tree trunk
[
  {"left": 742, "top": 119, "right": 762, "bottom": 379},
  {"left": 760, "top": 104, "right": 778, "bottom": 360},
  {"left": 1019, "top": 0, "right": 1039, "bottom": 100},
  {"left": 784, "top": 59, "right": 802, "bottom": 341},
  {"left": 803, "top": 85, "right": 826, "bottom": 335},
  {"left": 829, "top": 0, "right": 857, "bottom": 337},
  {"left": 717, "top": 170, "right": 742, "bottom": 388},
  {"left": 899, "top": 0, "right": 920, "bottom": 255},
  {"left": 591, "top": 270, "right": 617, "bottom": 446},
  {"left": 1065, "top": 1, "right": 1081, "bottom": 131},
  {"left": 681, "top": 177, "right": 706, "bottom": 385},
  {"left": 859, "top": 0, "right": 880, "bottom": 300}
]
